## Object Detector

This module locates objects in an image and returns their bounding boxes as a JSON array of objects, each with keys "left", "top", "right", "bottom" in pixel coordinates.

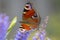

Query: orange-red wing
[
  {"left": 21, "top": 23, "right": 31, "bottom": 30},
  {"left": 26, "top": 18, "right": 39, "bottom": 24},
  {"left": 23, "top": 9, "right": 35, "bottom": 19}
]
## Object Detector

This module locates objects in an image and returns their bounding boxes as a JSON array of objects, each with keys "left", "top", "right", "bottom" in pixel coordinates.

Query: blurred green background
[{"left": 46, "top": 12, "right": 60, "bottom": 40}]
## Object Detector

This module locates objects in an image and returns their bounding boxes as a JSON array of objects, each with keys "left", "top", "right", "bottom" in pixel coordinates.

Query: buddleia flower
[
  {"left": 14, "top": 27, "right": 30, "bottom": 40},
  {"left": 0, "top": 13, "right": 10, "bottom": 40}
]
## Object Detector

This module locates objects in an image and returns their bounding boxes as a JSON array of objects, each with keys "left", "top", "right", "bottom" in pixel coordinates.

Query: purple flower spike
[
  {"left": 14, "top": 29, "right": 30, "bottom": 40},
  {"left": 0, "top": 13, "right": 10, "bottom": 40}
]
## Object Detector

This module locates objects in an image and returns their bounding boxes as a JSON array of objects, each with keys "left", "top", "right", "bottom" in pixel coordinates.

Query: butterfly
[{"left": 20, "top": 2, "right": 41, "bottom": 31}]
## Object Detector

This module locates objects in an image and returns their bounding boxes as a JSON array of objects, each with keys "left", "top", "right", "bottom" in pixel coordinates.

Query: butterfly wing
[{"left": 21, "top": 2, "right": 41, "bottom": 30}]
